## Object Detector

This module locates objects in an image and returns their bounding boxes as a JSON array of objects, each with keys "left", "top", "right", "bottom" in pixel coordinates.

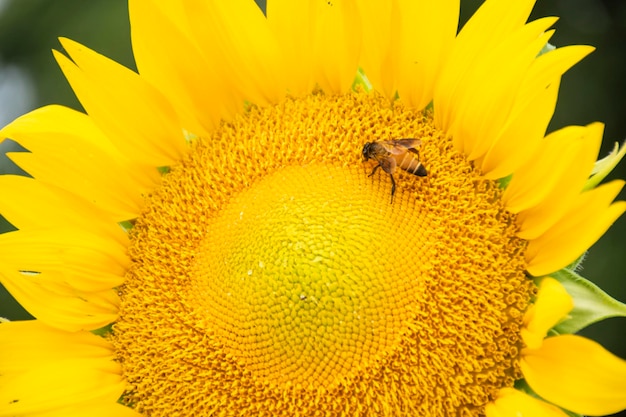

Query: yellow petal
[
  {"left": 0, "top": 321, "right": 114, "bottom": 374},
  {"left": 0, "top": 176, "right": 126, "bottom": 242},
  {"left": 525, "top": 180, "right": 626, "bottom": 276},
  {"left": 395, "top": 0, "right": 459, "bottom": 110},
  {"left": 485, "top": 388, "right": 569, "bottom": 417},
  {"left": 521, "top": 334, "right": 626, "bottom": 416},
  {"left": 358, "top": 0, "right": 459, "bottom": 108},
  {"left": 455, "top": 0, "right": 535, "bottom": 54},
  {"left": 516, "top": 122, "right": 604, "bottom": 240},
  {"left": 0, "top": 228, "right": 128, "bottom": 293},
  {"left": 54, "top": 39, "right": 187, "bottom": 166},
  {"left": 0, "top": 321, "right": 124, "bottom": 416},
  {"left": 128, "top": 0, "right": 232, "bottom": 134},
  {"left": 180, "top": 0, "right": 288, "bottom": 104},
  {"left": 310, "top": 0, "right": 362, "bottom": 94},
  {"left": 479, "top": 74, "right": 559, "bottom": 179},
  {"left": 9, "top": 151, "right": 142, "bottom": 222},
  {"left": 0, "top": 268, "right": 119, "bottom": 332},
  {"left": 33, "top": 402, "right": 141, "bottom": 417},
  {"left": 515, "top": 45, "right": 594, "bottom": 109},
  {"left": 2, "top": 105, "right": 112, "bottom": 156},
  {"left": 1, "top": 105, "right": 158, "bottom": 221},
  {"left": 434, "top": 0, "right": 536, "bottom": 132},
  {"left": 481, "top": 45, "right": 592, "bottom": 180},
  {"left": 355, "top": 1, "right": 395, "bottom": 98},
  {"left": 453, "top": 19, "right": 556, "bottom": 160},
  {"left": 267, "top": 0, "right": 316, "bottom": 96},
  {"left": 502, "top": 125, "right": 587, "bottom": 213},
  {"left": 0, "top": 358, "right": 124, "bottom": 417},
  {"left": 520, "top": 277, "right": 573, "bottom": 349}
]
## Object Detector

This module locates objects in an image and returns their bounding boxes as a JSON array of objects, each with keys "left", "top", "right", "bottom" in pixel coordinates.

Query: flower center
[
  {"left": 113, "top": 91, "right": 534, "bottom": 416},
  {"left": 191, "top": 164, "right": 432, "bottom": 387}
]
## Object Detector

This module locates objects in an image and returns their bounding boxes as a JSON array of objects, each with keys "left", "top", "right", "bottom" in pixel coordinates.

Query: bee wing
[
  {"left": 392, "top": 138, "right": 422, "bottom": 150},
  {"left": 379, "top": 142, "right": 404, "bottom": 156},
  {"left": 380, "top": 138, "right": 422, "bottom": 155},
  {"left": 380, "top": 156, "right": 397, "bottom": 174}
]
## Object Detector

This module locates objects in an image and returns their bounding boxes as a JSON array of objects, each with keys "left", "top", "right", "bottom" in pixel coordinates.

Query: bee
[{"left": 362, "top": 138, "right": 427, "bottom": 200}]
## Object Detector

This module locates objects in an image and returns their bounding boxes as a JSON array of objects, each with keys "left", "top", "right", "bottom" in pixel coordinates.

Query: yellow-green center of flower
[
  {"left": 191, "top": 164, "right": 432, "bottom": 387},
  {"left": 112, "top": 91, "right": 534, "bottom": 416}
]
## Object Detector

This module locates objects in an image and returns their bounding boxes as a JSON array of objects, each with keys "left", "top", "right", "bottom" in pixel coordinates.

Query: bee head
[{"left": 362, "top": 142, "right": 373, "bottom": 161}]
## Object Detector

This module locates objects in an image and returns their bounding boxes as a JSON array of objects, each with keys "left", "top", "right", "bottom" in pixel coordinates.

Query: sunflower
[{"left": 1, "top": 0, "right": 626, "bottom": 416}]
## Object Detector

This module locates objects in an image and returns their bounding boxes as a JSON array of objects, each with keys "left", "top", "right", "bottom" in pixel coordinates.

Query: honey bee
[{"left": 362, "top": 138, "right": 427, "bottom": 200}]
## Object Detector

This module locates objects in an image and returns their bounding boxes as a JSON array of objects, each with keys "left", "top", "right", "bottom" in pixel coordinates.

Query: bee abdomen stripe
[{"left": 399, "top": 153, "right": 421, "bottom": 174}]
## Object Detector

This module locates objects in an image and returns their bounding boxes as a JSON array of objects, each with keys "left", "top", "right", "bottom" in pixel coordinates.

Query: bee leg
[
  {"left": 389, "top": 174, "right": 396, "bottom": 203},
  {"left": 368, "top": 164, "right": 381, "bottom": 177}
]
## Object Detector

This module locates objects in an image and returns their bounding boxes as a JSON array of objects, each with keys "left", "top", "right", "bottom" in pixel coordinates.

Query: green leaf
[{"left": 549, "top": 268, "right": 626, "bottom": 334}]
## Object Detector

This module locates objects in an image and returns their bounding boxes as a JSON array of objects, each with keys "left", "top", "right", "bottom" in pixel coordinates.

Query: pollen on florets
[{"left": 112, "top": 91, "right": 533, "bottom": 416}]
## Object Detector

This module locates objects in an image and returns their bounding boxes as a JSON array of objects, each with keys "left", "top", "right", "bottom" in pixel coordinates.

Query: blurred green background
[{"left": 0, "top": 0, "right": 624, "bottom": 402}]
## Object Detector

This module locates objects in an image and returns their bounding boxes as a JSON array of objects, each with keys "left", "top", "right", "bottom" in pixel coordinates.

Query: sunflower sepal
[
  {"left": 548, "top": 268, "right": 626, "bottom": 334},
  {"left": 564, "top": 252, "right": 586, "bottom": 272},
  {"left": 92, "top": 323, "right": 114, "bottom": 337},
  {"left": 584, "top": 140, "right": 626, "bottom": 191},
  {"left": 561, "top": 407, "right": 584, "bottom": 417},
  {"left": 563, "top": 409, "right": 584, "bottom": 416},
  {"left": 120, "top": 220, "right": 135, "bottom": 232},
  {"left": 498, "top": 174, "right": 512, "bottom": 189},
  {"left": 352, "top": 67, "right": 373, "bottom": 93},
  {"left": 538, "top": 41, "right": 556, "bottom": 57}
]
